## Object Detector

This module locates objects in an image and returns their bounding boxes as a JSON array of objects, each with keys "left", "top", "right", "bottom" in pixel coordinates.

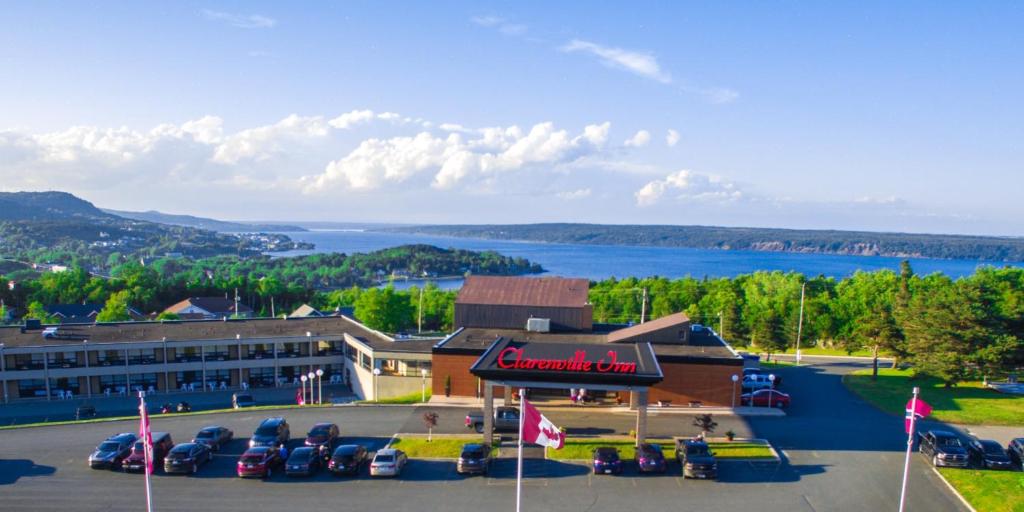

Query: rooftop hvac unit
[{"left": 526, "top": 318, "right": 551, "bottom": 333}]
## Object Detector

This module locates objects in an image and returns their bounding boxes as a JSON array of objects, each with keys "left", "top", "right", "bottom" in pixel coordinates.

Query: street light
[
  {"left": 307, "top": 371, "right": 315, "bottom": 404},
  {"left": 372, "top": 367, "right": 381, "bottom": 402},
  {"left": 300, "top": 375, "right": 308, "bottom": 405},
  {"left": 730, "top": 374, "right": 739, "bottom": 408},
  {"left": 767, "top": 374, "right": 776, "bottom": 408},
  {"left": 315, "top": 369, "right": 324, "bottom": 405},
  {"left": 421, "top": 368, "right": 429, "bottom": 403}
]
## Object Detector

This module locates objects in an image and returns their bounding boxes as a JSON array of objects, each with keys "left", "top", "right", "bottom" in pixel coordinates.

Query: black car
[
  {"left": 304, "top": 423, "right": 340, "bottom": 457},
  {"left": 232, "top": 393, "right": 255, "bottom": 409},
  {"left": 592, "top": 447, "right": 624, "bottom": 475},
  {"left": 678, "top": 440, "right": 718, "bottom": 480},
  {"left": 328, "top": 444, "right": 369, "bottom": 476},
  {"left": 919, "top": 430, "right": 969, "bottom": 468},
  {"left": 249, "top": 417, "right": 290, "bottom": 448},
  {"left": 192, "top": 426, "right": 233, "bottom": 452},
  {"left": 163, "top": 442, "right": 212, "bottom": 475},
  {"left": 88, "top": 433, "right": 137, "bottom": 469},
  {"left": 456, "top": 443, "right": 492, "bottom": 475},
  {"left": 635, "top": 443, "right": 668, "bottom": 474},
  {"left": 285, "top": 447, "right": 323, "bottom": 477},
  {"left": 1009, "top": 438, "right": 1024, "bottom": 468},
  {"left": 967, "top": 439, "right": 1014, "bottom": 470}
]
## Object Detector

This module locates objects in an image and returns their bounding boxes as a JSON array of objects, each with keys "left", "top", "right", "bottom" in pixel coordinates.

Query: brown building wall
[
  {"left": 455, "top": 304, "right": 593, "bottom": 332},
  {"left": 646, "top": 361, "right": 741, "bottom": 407},
  {"left": 431, "top": 352, "right": 506, "bottom": 399}
]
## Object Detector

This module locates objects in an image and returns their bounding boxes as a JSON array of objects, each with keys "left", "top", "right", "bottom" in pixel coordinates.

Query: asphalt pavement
[{"left": 0, "top": 355, "right": 970, "bottom": 512}]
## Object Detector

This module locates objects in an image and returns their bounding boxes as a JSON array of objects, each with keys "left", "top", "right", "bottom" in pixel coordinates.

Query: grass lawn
[
  {"left": 546, "top": 439, "right": 775, "bottom": 461},
  {"left": 389, "top": 435, "right": 495, "bottom": 458},
  {"left": 938, "top": 468, "right": 1024, "bottom": 512},
  {"left": 356, "top": 389, "right": 431, "bottom": 405},
  {"left": 843, "top": 368, "right": 1024, "bottom": 426},
  {"left": 0, "top": 403, "right": 335, "bottom": 431}
]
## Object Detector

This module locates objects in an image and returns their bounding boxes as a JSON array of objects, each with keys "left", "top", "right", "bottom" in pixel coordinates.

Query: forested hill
[
  {"left": 104, "top": 209, "right": 306, "bottom": 233},
  {"left": 382, "top": 223, "right": 1024, "bottom": 262}
]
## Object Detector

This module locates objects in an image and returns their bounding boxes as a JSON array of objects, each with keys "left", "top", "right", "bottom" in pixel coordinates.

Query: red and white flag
[
  {"left": 521, "top": 398, "right": 565, "bottom": 450},
  {"left": 905, "top": 397, "right": 932, "bottom": 434},
  {"left": 138, "top": 395, "right": 154, "bottom": 475}
]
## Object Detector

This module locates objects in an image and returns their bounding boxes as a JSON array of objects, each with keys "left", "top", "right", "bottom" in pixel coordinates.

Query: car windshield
[
  {"left": 309, "top": 426, "right": 331, "bottom": 436},
  {"left": 640, "top": 445, "right": 662, "bottom": 456},
  {"left": 686, "top": 445, "right": 711, "bottom": 456},
  {"left": 196, "top": 430, "right": 216, "bottom": 438},
  {"left": 375, "top": 454, "right": 394, "bottom": 463},
  {"left": 254, "top": 426, "right": 277, "bottom": 436},
  {"left": 982, "top": 442, "right": 1004, "bottom": 455},
  {"left": 98, "top": 442, "right": 121, "bottom": 452},
  {"left": 461, "top": 449, "right": 484, "bottom": 459},
  {"left": 595, "top": 450, "right": 618, "bottom": 461},
  {"left": 937, "top": 437, "right": 962, "bottom": 447},
  {"left": 133, "top": 441, "right": 146, "bottom": 451},
  {"left": 288, "top": 450, "right": 312, "bottom": 463}
]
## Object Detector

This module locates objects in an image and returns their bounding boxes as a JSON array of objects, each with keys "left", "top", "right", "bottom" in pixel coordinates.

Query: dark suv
[
  {"left": 328, "top": 444, "right": 369, "bottom": 476},
  {"left": 919, "top": 430, "right": 968, "bottom": 468},
  {"left": 163, "top": 443, "right": 212, "bottom": 475},
  {"left": 89, "top": 433, "right": 137, "bottom": 469},
  {"left": 1009, "top": 438, "right": 1024, "bottom": 468},
  {"left": 122, "top": 432, "right": 174, "bottom": 472},
  {"left": 456, "top": 443, "right": 492, "bottom": 475},
  {"left": 678, "top": 439, "right": 718, "bottom": 480},
  {"left": 304, "top": 423, "right": 340, "bottom": 457},
  {"left": 249, "top": 417, "right": 290, "bottom": 448},
  {"left": 635, "top": 443, "right": 668, "bottom": 474},
  {"left": 966, "top": 438, "right": 1014, "bottom": 470}
]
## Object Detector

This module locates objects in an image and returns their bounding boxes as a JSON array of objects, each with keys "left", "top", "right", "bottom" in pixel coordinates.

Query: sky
[{"left": 1, "top": 1, "right": 1022, "bottom": 236}]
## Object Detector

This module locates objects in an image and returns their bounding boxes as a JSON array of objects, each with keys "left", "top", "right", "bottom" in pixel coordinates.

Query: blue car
[{"left": 592, "top": 447, "right": 623, "bottom": 475}]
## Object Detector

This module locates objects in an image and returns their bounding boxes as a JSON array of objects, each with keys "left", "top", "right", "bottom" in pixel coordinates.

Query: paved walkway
[
  {"left": 428, "top": 395, "right": 784, "bottom": 416},
  {"left": 0, "top": 384, "right": 355, "bottom": 425}
]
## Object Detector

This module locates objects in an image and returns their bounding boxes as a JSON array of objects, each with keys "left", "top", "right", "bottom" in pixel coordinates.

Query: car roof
[
  {"left": 931, "top": 430, "right": 958, "bottom": 438},
  {"left": 594, "top": 447, "right": 618, "bottom": 454},
  {"left": 311, "top": 422, "right": 335, "bottom": 429},
  {"left": 244, "top": 446, "right": 272, "bottom": 454},
  {"left": 259, "top": 417, "right": 285, "bottom": 426},
  {"left": 683, "top": 440, "right": 709, "bottom": 447},
  {"left": 375, "top": 448, "right": 397, "bottom": 456},
  {"left": 109, "top": 433, "right": 136, "bottom": 442},
  {"left": 171, "top": 443, "right": 198, "bottom": 450},
  {"left": 462, "top": 443, "right": 485, "bottom": 450},
  {"left": 334, "top": 444, "right": 363, "bottom": 454},
  {"left": 291, "top": 447, "right": 315, "bottom": 454},
  {"left": 978, "top": 439, "right": 1003, "bottom": 447}
]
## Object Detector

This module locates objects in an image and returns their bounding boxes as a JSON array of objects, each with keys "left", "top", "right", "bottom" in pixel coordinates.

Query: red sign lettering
[{"left": 496, "top": 347, "right": 637, "bottom": 374}]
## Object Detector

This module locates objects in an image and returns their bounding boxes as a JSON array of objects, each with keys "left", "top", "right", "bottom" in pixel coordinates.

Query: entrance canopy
[{"left": 469, "top": 337, "right": 663, "bottom": 388}]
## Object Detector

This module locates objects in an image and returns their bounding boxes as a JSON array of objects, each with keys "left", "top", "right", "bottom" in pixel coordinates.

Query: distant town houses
[
  {"left": 44, "top": 303, "right": 145, "bottom": 324},
  {"left": 163, "top": 297, "right": 254, "bottom": 320},
  {"left": 288, "top": 304, "right": 356, "bottom": 320}
]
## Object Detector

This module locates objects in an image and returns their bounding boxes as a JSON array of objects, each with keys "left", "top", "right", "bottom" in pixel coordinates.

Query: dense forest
[{"left": 384, "top": 223, "right": 1024, "bottom": 261}]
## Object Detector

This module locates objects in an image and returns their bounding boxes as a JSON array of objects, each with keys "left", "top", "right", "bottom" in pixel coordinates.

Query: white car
[
  {"left": 741, "top": 374, "right": 776, "bottom": 391},
  {"left": 369, "top": 448, "right": 408, "bottom": 477}
]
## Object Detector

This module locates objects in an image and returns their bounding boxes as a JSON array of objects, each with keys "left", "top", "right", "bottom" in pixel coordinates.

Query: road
[{"left": 0, "top": 356, "right": 967, "bottom": 511}]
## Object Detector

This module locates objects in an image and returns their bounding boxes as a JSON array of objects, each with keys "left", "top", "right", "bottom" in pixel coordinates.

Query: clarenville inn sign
[{"left": 431, "top": 276, "right": 745, "bottom": 445}]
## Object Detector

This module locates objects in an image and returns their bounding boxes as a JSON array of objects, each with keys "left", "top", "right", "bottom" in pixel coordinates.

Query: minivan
[
  {"left": 122, "top": 432, "right": 174, "bottom": 472},
  {"left": 250, "top": 417, "right": 290, "bottom": 448}
]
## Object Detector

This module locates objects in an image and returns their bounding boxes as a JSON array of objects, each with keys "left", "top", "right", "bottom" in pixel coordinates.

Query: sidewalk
[
  {"left": 427, "top": 395, "right": 784, "bottom": 416},
  {"left": 0, "top": 384, "right": 355, "bottom": 425}
]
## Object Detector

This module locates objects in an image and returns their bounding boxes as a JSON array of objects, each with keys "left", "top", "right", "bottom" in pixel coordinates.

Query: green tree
[
  {"left": 25, "top": 301, "right": 55, "bottom": 323},
  {"left": 354, "top": 286, "right": 415, "bottom": 333},
  {"left": 96, "top": 290, "right": 132, "bottom": 322}
]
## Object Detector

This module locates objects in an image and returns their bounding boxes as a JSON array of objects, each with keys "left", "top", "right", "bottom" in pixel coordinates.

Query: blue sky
[{"left": 1, "top": 1, "right": 1022, "bottom": 235}]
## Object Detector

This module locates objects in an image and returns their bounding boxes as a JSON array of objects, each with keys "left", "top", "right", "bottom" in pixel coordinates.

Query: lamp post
[
  {"left": 307, "top": 371, "right": 316, "bottom": 404},
  {"left": 767, "top": 374, "right": 776, "bottom": 408},
  {"left": 717, "top": 311, "right": 724, "bottom": 337},
  {"left": 300, "top": 375, "right": 308, "bottom": 405},
  {"left": 730, "top": 374, "right": 738, "bottom": 408},
  {"left": 372, "top": 367, "right": 381, "bottom": 402},
  {"left": 421, "top": 368, "right": 428, "bottom": 403},
  {"left": 315, "top": 369, "right": 323, "bottom": 405}
]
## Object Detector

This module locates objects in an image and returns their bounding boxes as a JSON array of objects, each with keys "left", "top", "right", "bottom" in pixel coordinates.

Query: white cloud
[
  {"left": 212, "top": 115, "right": 329, "bottom": 164},
  {"left": 201, "top": 9, "right": 277, "bottom": 29},
  {"left": 560, "top": 39, "right": 671, "bottom": 83},
  {"left": 635, "top": 170, "right": 742, "bottom": 206},
  {"left": 499, "top": 24, "right": 527, "bottom": 36},
  {"left": 624, "top": 130, "right": 651, "bottom": 148},
  {"left": 470, "top": 15, "right": 504, "bottom": 27},
  {"left": 302, "top": 121, "right": 613, "bottom": 192},
  {"left": 556, "top": 188, "right": 592, "bottom": 200},
  {"left": 471, "top": 15, "right": 528, "bottom": 37},
  {"left": 666, "top": 129, "right": 680, "bottom": 147},
  {"left": 679, "top": 85, "right": 739, "bottom": 104},
  {"left": 328, "top": 110, "right": 376, "bottom": 129}
]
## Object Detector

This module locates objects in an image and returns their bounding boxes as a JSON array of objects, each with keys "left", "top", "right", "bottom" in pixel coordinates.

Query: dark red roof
[{"left": 456, "top": 276, "right": 589, "bottom": 308}]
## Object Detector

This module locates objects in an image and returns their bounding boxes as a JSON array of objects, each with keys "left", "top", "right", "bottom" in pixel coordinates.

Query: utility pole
[
  {"left": 640, "top": 288, "right": 648, "bottom": 324},
  {"left": 795, "top": 282, "right": 806, "bottom": 366},
  {"left": 270, "top": 296, "right": 275, "bottom": 319},
  {"left": 234, "top": 288, "right": 240, "bottom": 319},
  {"left": 417, "top": 286, "right": 424, "bottom": 334}
]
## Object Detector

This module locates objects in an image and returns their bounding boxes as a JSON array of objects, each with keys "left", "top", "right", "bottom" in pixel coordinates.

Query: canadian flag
[
  {"left": 905, "top": 397, "right": 933, "bottom": 434},
  {"left": 521, "top": 397, "right": 565, "bottom": 450},
  {"left": 138, "top": 395, "right": 154, "bottom": 475}
]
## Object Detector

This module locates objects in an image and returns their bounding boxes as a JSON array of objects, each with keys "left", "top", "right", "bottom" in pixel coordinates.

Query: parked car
[
  {"left": 328, "top": 444, "right": 369, "bottom": 476},
  {"left": 740, "top": 389, "right": 791, "bottom": 408},
  {"left": 677, "top": 439, "right": 718, "bottom": 480},
  {"left": 592, "top": 447, "right": 624, "bottom": 475},
  {"left": 370, "top": 448, "right": 408, "bottom": 477},
  {"left": 163, "top": 442, "right": 212, "bottom": 475},
  {"left": 249, "top": 417, "right": 290, "bottom": 448},
  {"left": 232, "top": 393, "right": 255, "bottom": 409},
  {"left": 743, "top": 367, "right": 782, "bottom": 386},
  {"left": 237, "top": 446, "right": 284, "bottom": 478},
  {"left": 456, "top": 443, "right": 492, "bottom": 475},
  {"left": 919, "top": 430, "right": 969, "bottom": 468},
  {"left": 122, "top": 432, "right": 174, "bottom": 472},
  {"left": 1009, "top": 438, "right": 1024, "bottom": 468},
  {"left": 304, "top": 423, "right": 340, "bottom": 457},
  {"left": 285, "top": 447, "right": 323, "bottom": 477},
  {"left": 192, "top": 426, "right": 233, "bottom": 452},
  {"left": 741, "top": 374, "right": 777, "bottom": 392},
  {"left": 176, "top": 401, "right": 191, "bottom": 413},
  {"left": 465, "top": 406, "right": 520, "bottom": 433},
  {"left": 75, "top": 405, "right": 97, "bottom": 420},
  {"left": 88, "top": 433, "right": 137, "bottom": 469},
  {"left": 967, "top": 438, "right": 1014, "bottom": 470},
  {"left": 635, "top": 443, "right": 668, "bottom": 474}
]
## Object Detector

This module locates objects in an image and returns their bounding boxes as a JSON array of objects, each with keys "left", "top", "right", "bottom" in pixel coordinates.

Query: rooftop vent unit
[{"left": 526, "top": 318, "right": 551, "bottom": 333}]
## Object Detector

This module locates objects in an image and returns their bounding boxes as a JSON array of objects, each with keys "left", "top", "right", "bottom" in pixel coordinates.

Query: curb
[{"left": 929, "top": 467, "right": 978, "bottom": 512}]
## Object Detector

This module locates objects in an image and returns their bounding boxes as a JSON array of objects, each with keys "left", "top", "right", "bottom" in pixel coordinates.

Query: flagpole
[
  {"left": 516, "top": 388, "right": 525, "bottom": 512},
  {"left": 898, "top": 386, "right": 920, "bottom": 512},
  {"left": 139, "top": 391, "right": 153, "bottom": 512}
]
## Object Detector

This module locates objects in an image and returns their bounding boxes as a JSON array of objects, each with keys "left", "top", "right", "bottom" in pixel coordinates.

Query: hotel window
[
  {"left": 205, "top": 370, "right": 230, "bottom": 389},
  {"left": 47, "top": 351, "right": 79, "bottom": 368},
  {"left": 17, "top": 379, "right": 47, "bottom": 398},
  {"left": 358, "top": 352, "right": 371, "bottom": 370},
  {"left": 128, "top": 348, "right": 157, "bottom": 365},
  {"left": 50, "top": 377, "right": 81, "bottom": 395},
  {"left": 248, "top": 344, "right": 272, "bottom": 359},
  {"left": 281, "top": 343, "right": 300, "bottom": 358},
  {"left": 14, "top": 354, "right": 45, "bottom": 370},
  {"left": 98, "top": 375, "right": 128, "bottom": 394},
  {"left": 97, "top": 350, "right": 125, "bottom": 366},
  {"left": 177, "top": 346, "right": 202, "bottom": 362},
  {"left": 133, "top": 373, "right": 158, "bottom": 392},
  {"left": 248, "top": 367, "right": 275, "bottom": 388},
  {"left": 203, "top": 345, "right": 230, "bottom": 361},
  {"left": 173, "top": 371, "right": 201, "bottom": 390}
]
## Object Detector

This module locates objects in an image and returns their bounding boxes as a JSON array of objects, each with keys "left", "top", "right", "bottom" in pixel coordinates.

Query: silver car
[{"left": 369, "top": 448, "right": 408, "bottom": 477}]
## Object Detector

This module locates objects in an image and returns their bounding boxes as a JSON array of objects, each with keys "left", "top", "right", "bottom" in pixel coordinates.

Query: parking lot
[{"left": 0, "top": 357, "right": 969, "bottom": 512}]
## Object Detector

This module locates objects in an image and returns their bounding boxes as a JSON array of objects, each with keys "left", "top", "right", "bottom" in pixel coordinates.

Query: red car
[
  {"left": 741, "top": 389, "right": 790, "bottom": 408},
  {"left": 237, "top": 446, "right": 284, "bottom": 478}
]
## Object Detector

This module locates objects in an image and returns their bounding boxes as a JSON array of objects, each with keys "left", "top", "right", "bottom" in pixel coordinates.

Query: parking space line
[{"left": 674, "top": 476, "right": 683, "bottom": 488}]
